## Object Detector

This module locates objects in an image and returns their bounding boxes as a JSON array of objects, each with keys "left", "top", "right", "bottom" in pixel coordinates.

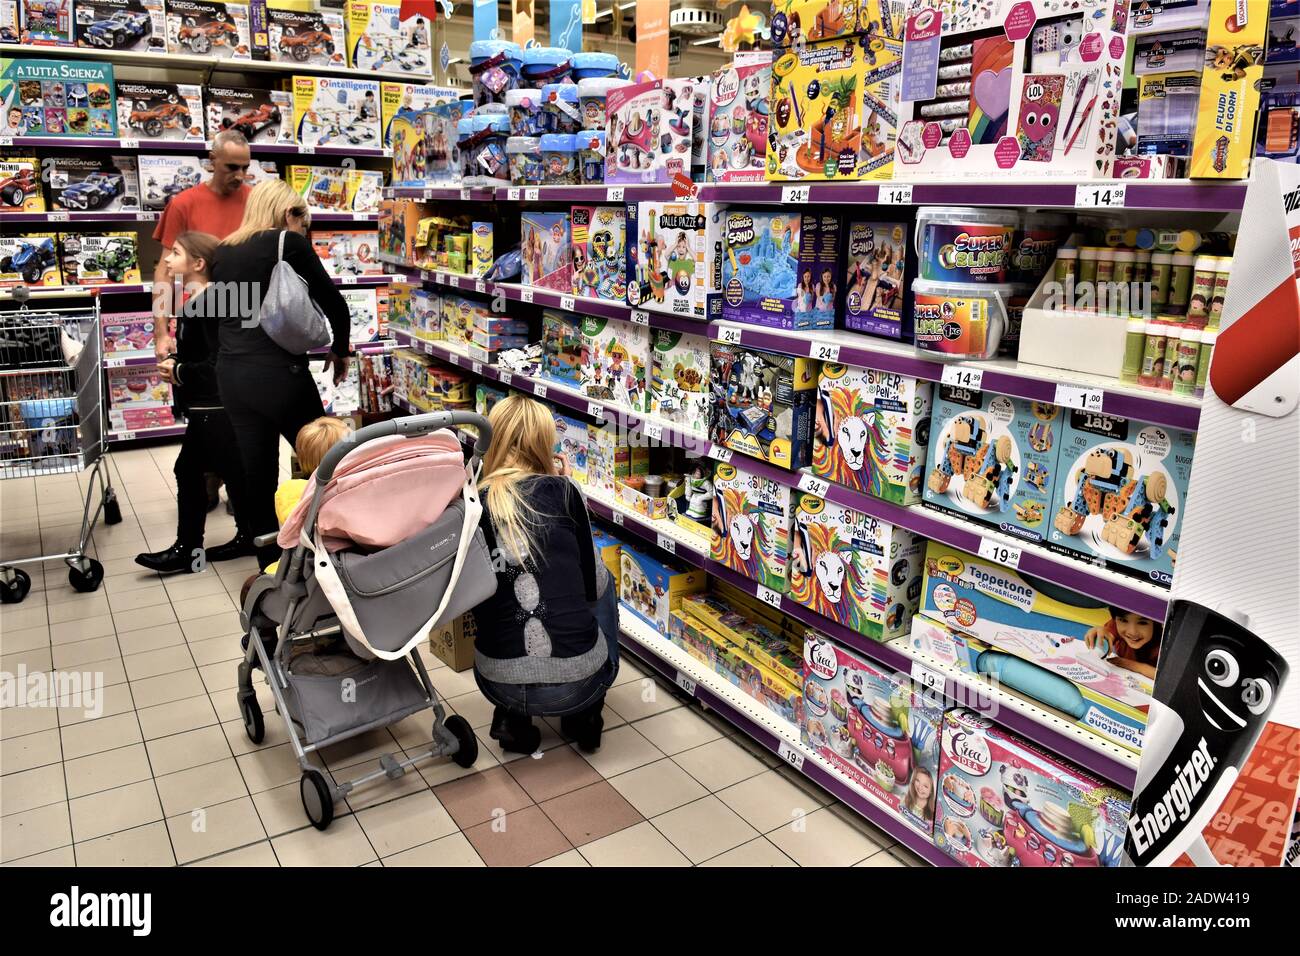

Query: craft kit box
[
  {"left": 290, "top": 164, "right": 382, "bottom": 215},
  {"left": 670, "top": 608, "right": 801, "bottom": 722},
  {"left": 626, "top": 201, "right": 724, "bottom": 319},
  {"left": 924, "top": 385, "right": 1064, "bottom": 544},
  {"left": 650, "top": 329, "right": 711, "bottom": 437},
  {"left": 0, "top": 155, "right": 42, "bottom": 212},
  {"left": 20, "top": 0, "right": 73, "bottom": 42},
  {"left": 1, "top": 57, "right": 117, "bottom": 138},
  {"left": 661, "top": 76, "right": 701, "bottom": 182},
  {"left": 587, "top": 423, "right": 632, "bottom": 496},
  {"left": 0, "top": 233, "right": 62, "bottom": 287},
  {"left": 1048, "top": 409, "right": 1196, "bottom": 588},
  {"left": 553, "top": 413, "right": 589, "bottom": 484},
  {"left": 933, "top": 708, "right": 1130, "bottom": 866},
  {"left": 605, "top": 79, "right": 667, "bottom": 185},
  {"left": 102, "top": 313, "right": 155, "bottom": 356},
  {"left": 578, "top": 316, "right": 651, "bottom": 413},
  {"left": 205, "top": 85, "right": 292, "bottom": 145},
  {"left": 680, "top": 593, "right": 804, "bottom": 688},
  {"left": 521, "top": 210, "right": 573, "bottom": 292},
  {"left": 74, "top": 0, "right": 166, "bottom": 53},
  {"left": 570, "top": 204, "right": 627, "bottom": 302},
  {"left": 59, "top": 231, "right": 140, "bottom": 285},
  {"left": 590, "top": 527, "right": 622, "bottom": 579},
  {"left": 108, "top": 365, "right": 170, "bottom": 415},
  {"left": 0, "top": 1, "right": 15, "bottom": 42},
  {"left": 707, "top": 50, "right": 771, "bottom": 182},
  {"left": 844, "top": 219, "right": 910, "bottom": 338},
  {"left": 311, "top": 230, "right": 382, "bottom": 278},
  {"left": 619, "top": 543, "right": 707, "bottom": 636},
  {"left": 710, "top": 462, "right": 793, "bottom": 592},
  {"left": 292, "top": 75, "right": 381, "bottom": 150},
  {"left": 116, "top": 81, "right": 203, "bottom": 142},
  {"left": 802, "top": 633, "right": 944, "bottom": 832},
  {"left": 268, "top": 7, "right": 345, "bottom": 67},
  {"left": 813, "top": 362, "right": 931, "bottom": 505},
  {"left": 540, "top": 309, "right": 584, "bottom": 389},
  {"left": 137, "top": 154, "right": 203, "bottom": 210},
  {"left": 164, "top": 0, "right": 251, "bottom": 59},
  {"left": 721, "top": 210, "right": 840, "bottom": 331},
  {"left": 709, "top": 343, "right": 818, "bottom": 470},
  {"left": 345, "top": 1, "right": 432, "bottom": 75}
]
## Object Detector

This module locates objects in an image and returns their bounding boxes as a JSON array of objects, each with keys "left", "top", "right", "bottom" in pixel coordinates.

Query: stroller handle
[{"left": 315, "top": 411, "right": 493, "bottom": 484}]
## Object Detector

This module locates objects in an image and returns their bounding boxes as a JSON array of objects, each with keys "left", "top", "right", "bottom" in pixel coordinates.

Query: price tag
[
  {"left": 910, "top": 660, "right": 946, "bottom": 695},
  {"left": 507, "top": 188, "right": 520, "bottom": 201},
  {"left": 120, "top": 138, "right": 139, "bottom": 150},
  {"left": 880, "top": 184, "right": 914, "bottom": 205},
  {"left": 1075, "top": 182, "right": 1126, "bottom": 209},
  {"left": 675, "top": 671, "right": 697, "bottom": 696},
  {"left": 656, "top": 533, "right": 677, "bottom": 555},
  {"left": 756, "top": 585, "right": 783, "bottom": 609},
  {"left": 560, "top": 295, "right": 576, "bottom": 311},
  {"left": 419, "top": 189, "right": 433, "bottom": 201},
  {"left": 446, "top": 353, "right": 460, "bottom": 366},
  {"left": 629, "top": 309, "right": 649, "bottom": 326},
  {"left": 138, "top": 211, "right": 158, "bottom": 221},
  {"left": 797, "top": 473, "right": 830, "bottom": 498},
  {"left": 941, "top": 366, "right": 983, "bottom": 390},
  {"left": 587, "top": 401, "right": 605, "bottom": 418},
  {"left": 471, "top": 361, "right": 483, "bottom": 375},
  {"left": 1053, "top": 383, "right": 1104, "bottom": 412},
  {"left": 0, "top": 136, "right": 13, "bottom": 147},
  {"left": 299, "top": 144, "right": 315, "bottom": 154},
  {"left": 808, "top": 341, "right": 840, "bottom": 363},
  {"left": 499, "top": 371, "right": 513, "bottom": 386},
  {"left": 776, "top": 740, "right": 806, "bottom": 771},
  {"left": 460, "top": 187, "right": 472, "bottom": 201},
  {"left": 433, "top": 271, "right": 446, "bottom": 286},
  {"left": 644, "top": 421, "right": 664, "bottom": 441},
  {"left": 48, "top": 212, "right": 69, "bottom": 222},
  {"left": 707, "top": 444, "right": 733, "bottom": 463},
  {"left": 383, "top": 339, "right": 397, "bottom": 353},
  {"left": 475, "top": 279, "right": 486, "bottom": 294},
  {"left": 521, "top": 288, "right": 534, "bottom": 304},
  {"left": 718, "top": 326, "right": 743, "bottom": 345},
  {"left": 105, "top": 357, "right": 126, "bottom": 368},
  {"left": 533, "top": 382, "right": 548, "bottom": 398},
  {"left": 525, "top": 187, "right": 540, "bottom": 201},
  {"left": 119, "top": 431, "right": 136, "bottom": 441},
  {"left": 612, "top": 511, "right": 624, "bottom": 527},
  {"left": 781, "top": 185, "right": 810, "bottom": 204},
  {"left": 978, "top": 537, "right": 1022, "bottom": 569},
  {"left": 607, "top": 186, "right": 625, "bottom": 202}
]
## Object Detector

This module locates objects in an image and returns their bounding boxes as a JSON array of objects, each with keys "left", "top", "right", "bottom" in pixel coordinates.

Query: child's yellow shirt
[{"left": 264, "top": 479, "right": 309, "bottom": 575}]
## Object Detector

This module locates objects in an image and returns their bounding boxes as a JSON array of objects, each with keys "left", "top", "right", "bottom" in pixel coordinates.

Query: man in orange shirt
[{"left": 152, "top": 129, "right": 252, "bottom": 358}]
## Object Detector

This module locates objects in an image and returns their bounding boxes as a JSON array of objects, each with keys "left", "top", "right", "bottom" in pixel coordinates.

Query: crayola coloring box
[
  {"left": 650, "top": 329, "right": 711, "bottom": 437},
  {"left": 710, "top": 461, "right": 793, "bottom": 592},
  {"left": 813, "top": 362, "right": 932, "bottom": 505},
  {"left": 626, "top": 200, "right": 725, "bottom": 318},
  {"left": 721, "top": 209, "right": 840, "bottom": 331}
]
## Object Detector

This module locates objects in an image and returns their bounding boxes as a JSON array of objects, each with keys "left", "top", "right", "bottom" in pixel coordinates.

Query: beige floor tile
[
  {"left": 766, "top": 805, "right": 887, "bottom": 867},
  {"left": 634, "top": 706, "right": 725, "bottom": 756},
  {"left": 610, "top": 658, "right": 648, "bottom": 687},
  {"left": 221, "top": 709, "right": 289, "bottom": 758},
  {"left": 47, "top": 593, "right": 110, "bottom": 624},
  {"left": 103, "top": 571, "right": 164, "bottom": 594},
  {"left": 251, "top": 781, "right": 323, "bottom": 839},
  {"left": 51, "top": 635, "right": 121, "bottom": 670},
  {"left": 155, "top": 757, "right": 249, "bottom": 817},
  {"left": 608, "top": 758, "right": 709, "bottom": 818},
  {"left": 166, "top": 796, "right": 267, "bottom": 865},
  {"left": 56, "top": 681, "right": 135, "bottom": 727},
  {"left": 106, "top": 585, "right": 169, "bottom": 614},
  {"left": 341, "top": 759, "right": 432, "bottom": 811},
  {"left": 164, "top": 573, "right": 230, "bottom": 601},
  {"left": 0, "top": 763, "right": 67, "bottom": 816},
  {"left": 672, "top": 736, "right": 768, "bottom": 792},
  {"left": 427, "top": 663, "right": 481, "bottom": 700},
  {"left": 60, "top": 712, "right": 142, "bottom": 760},
  {"left": 116, "top": 622, "right": 186, "bottom": 657},
  {"left": 130, "top": 668, "right": 206, "bottom": 709},
  {"left": 236, "top": 742, "right": 304, "bottom": 794},
  {"left": 700, "top": 836, "right": 798, "bottom": 867},
  {"left": 0, "top": 802, "right": 72, "bottom": 863},
  {"left": 196, "top": 659, "right": 240, "bottom": 694},
  {"left": 2, "top": 727, "right": 62, "bottom": 773},
  {"left": 146, "top": 725, "right": 234, "bottom": 777},
  {"left": 575, "top": 724, "right": 665, "bottom": 778},
  {"left": 69, "top": 779, "right": 164, "bottom": 843},
  {"left": 382, "top": 831, "right": 484, "bottom": 867},
  {"left": 1, "top": 702, "right": 59, "bottom": 739},
  {"left": 188, "top": 635, "right": 241, "bottom": 668},
  {"left": 604, "top": 677, "right": 686, "bottom": 722},
  {"left": 446, "top": 691, "right": 496, "bottom": 729},
  {"left": 190, "top": 841, "right": 280, "bottom": 867},
  {"left": 651, "top": 795, "right": 759, "bottom": 864},
  {"left": 49, "top": 614, "right": 117, "bottom": 646},
  {"left": 0, "top": 604, "right": 49, "bottom": 631},
  {"left": 272, "top": 814, "right": 377, "bottom": 867},
  {"left": 356, "top": 791, "right": 457, "bottom": 857},
  {"left": 123, "top": 644, "right": 194, "bottom": 682},
  {"left": 180, "top": 611, "right": 242, "bottom": 643},
  {"left": 175, "top": 593, "right": 238, "bottom": 621},
  {"left": 717, "top": 769, "right": 825, "bottom": 834},
  {"left": 318, "top": 728, "right": 400, "bottom": 772},
  {"left": 579, "top": 820, "right": 691, "bottom": 867},
  {"left": 2, "top": 845, "right": 76, "bottom": 866},
  {"left": 65, "top": 742, "right": 153, "bottom": 799},
  {"left": 2, "top": 646, "right": 52, "bottom": 672},
  {"left": 113, "top": 603, "right": 178, "bottom": 634},
  {"left": 0, "top": 624, "right": 50, "bottom": 655},
  {"left": 136, "top": 694, "right": 218, "bottom": 740},
  {"left": 532, "top": 848, "right": 590, "bottom": 867},
  {"left": 75, "top": 820, "right": 176, "bottom": 867}
]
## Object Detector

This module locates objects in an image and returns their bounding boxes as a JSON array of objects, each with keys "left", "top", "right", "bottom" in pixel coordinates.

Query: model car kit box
[
  {"left": 0, "top": 155, "right": 42, "bottom": 211},
  {"left": 116, "top": 81, "right": 203, "bottom": 142},
  {"left": 650, "top": 329, "right": 711, "bottom": 437},
  {"left": 75, "top": 0, "right": 165, "bottom": 53},
  {"left": 292, "top": 75, "right": 381, "bottom": 150},
  {"left": 721, "top": 209, "right": 840, "bottom": 330},
  {"left": 0, "top": 233, "right": 62, "bottom": 287},
  {"left": 59, "top": 231, "right": 140, "bottom": 285},
  {"left": 1, "top": 57, "right": 117, "bottom": 138},
  {"left": 205, "top": 85, "right": 291, "bottom": 145},
  {"left": 345, "top": 1, "right": 431, "bottom": 75},
  {"left": 710, "top": 461, "right": 793, "bottom": 592},
  {"left": 47, "top": 154, "right": 138, "bottom": 213},
  {"left": 626, "top": 200, "right": 724, "bottom": 318},
  {"left": 289, "top": 164, "right": 383, "bottom": 215},
  {"left": 268, "top": 6, "right": 345, "bottom": 67},
  {"left": 164, "top": 0, "right": 251, "bottom": 59},
  {"left": 709, "top": 343, "right": 818, "bottom": 470},
  {"left": 137, "top": 154, "right": 203, "bottom": 210}
]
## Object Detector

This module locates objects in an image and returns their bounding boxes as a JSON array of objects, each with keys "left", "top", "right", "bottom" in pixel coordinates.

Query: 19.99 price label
[
  {"left": 776, "top": 740, "right": 805, "bottom": 771},
  {"left": 656, "top": 533, "right": 676, "bottom": 555},
  {"left": 977, "top": 537, "right": 1021, "bottom": 569},
  {"left": 910, "top": 660, "right": 946, "bottom": 695}
]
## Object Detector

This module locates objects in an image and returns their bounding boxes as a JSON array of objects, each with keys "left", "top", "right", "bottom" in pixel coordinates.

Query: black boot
[
  {"left": 206, "top": 532, "right": 256, "bottom": 562},
  {"left": 491, "top": 708, "right": 541, "bottom": 755},
  {"left": 561, "top": 704, "right": 605, "bottom": 752},
  {"left": 135, "top": 542, "right": 202, "bottom": 575}
]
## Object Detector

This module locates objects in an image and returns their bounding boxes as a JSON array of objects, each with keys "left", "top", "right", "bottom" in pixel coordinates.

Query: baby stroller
[{"left": 236, "top": 411, "right": 497, "bottom": 830}]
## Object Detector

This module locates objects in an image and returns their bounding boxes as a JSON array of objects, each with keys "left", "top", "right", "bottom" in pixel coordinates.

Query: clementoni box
[
  {"left": 813, "top": 362, "right": 932, "bottom": 506},
  {"left": 1, "top": 57, "right": 117, "bottom": 138},
  {"left": 0, "top": 155, "right": 42, "bottom": 211},
  {"left": 345, "top": 1, "right": 431, "bottom": 74},
  {"left": 710, "top": 461, "right": 793, "bottom": 592},
  {"left": 721, "top": 209, "right": 840, "bottom": 330},
  {"left": 164, "top": 0, "right": 251, "bottom": 59},
  {"left": 707, "top": 51, "right": 771, "bottom": 182},
  {"left": 650, "top": 329, "right": 711, "bottom": 437},
  {"left": 844, "top": 219, "right": 910, "bottom": 338},
  {"left": 802, "top": 633, "right": 944, "bottom": 831},
  {"left": 205, "top": 85, "right": 291, "bottom": 145},
  {"left": 340, "top": 287, "right": 383, "bottom": 344},
  {"left": 20, "top": 0, "right": 73, "bottom": 43},
  {"left": 570, "top": 204, "right": 626, "bottom": 301},
  {"left": 268, "top": 7, "right": 345, "bottom": 67},
  {"left": 619, "top": 542, "right": 707, "bottom": 636},
  {"left": 292, "top": 75, "right": 381, "bottom": 150},
  {"left": 605, "top": 79, "right": 667, "bottom": 185},
  {"left": 59, "top": 231, "right": 140, "bottom": 285},
  {"left": 311, "top": 230, "right": 382, "bottom": 278},
  {"left": 74, "top": 0, "right": 165, "bottom": 53},
  {"left": 289, "top": 164, "right": 383, "bottom": 215},
  {"left": 137, "top": 154, "right": 202, "bottom": 210},
  {"left": 116, "top": 81, "right": 203, "bottom": 142},
  {"left": 709, "top": 343, "right": 818, "bottom": 470},
  {"left": 626, "top": 200, "right": 724, "bottom": 318},
  {"left": 521, "top": 210, "right": 573, "bottom": 292},
  {"left": 0, "top": 233, "right": 61, "bottom": 286}
]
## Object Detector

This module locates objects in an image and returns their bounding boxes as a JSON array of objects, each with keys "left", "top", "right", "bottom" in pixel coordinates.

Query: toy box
[
  {"left": 268, "top": 7, "right": 345, "bottom": 67},
  {"left": 709, "top": 343, "right": 818, "bottom": 470},
  {"left": 605, "top": 79, "right": 667, "bottom": 185},
  {"left": 721, "top": 209, "right": 840, "bottom": 330},
  {"left": 292, "top": 75, "right": 380, "bottom": 150},
  {"left": 521, "top": 210, "right": 573, "bottom": 292},
  {"left": 618, "top": 542, "right": 707, "bottom": 635},
  {"left": 707, "top": 51, "right": 771, "bottom": 182},
  {"left": 475, "top": 381, "right": 507, "bottom": 418},
  {"left": 0, "top": 155, "right": 42, "bottom": 212},
  {"left": 205, "top": 85, "right": 292, "bottom": 145},
  {"left": 340, "top": 287, "right": 383, "bottom": 344},
  {"left": 408, "top": 287, "right": 441, "bottom": 339},
  {"left": 314, "top": 357, "right": 362, "bottom": 416},
  {"left": 0, "top": 1, "right": 16, "bottom": 42},
  {"left": 137, "top": 154, "right": 203, "bottom": 210},
  {"left": 553, "top": 413, "right": 588, "bottom": 484},
  {"left": 357, "top": 352, "right": 393, "bottom": 415},
  {"left": 1188, "top": 0, "right": 1267, "bottom": 179},
  {"left": 59, "top": 231, "right": 140, "bottom": 285},
  {"left": 766, "top": 34, "right": 902, "bottom": 182},
  {"left": 626, "top": 200, "right": 724, "bottom": 318},
  {"left": 893, "top": 0, "right": 1126, "bottom": 181},
  {"left": 661, "top": 76, "right": 702, "bottom": 182},
  {"left": 390, "top": 94, "right": 464, "bottom": 184},
  {"left": 924, "top": 385, "right": 1064, "bottom": 544},
  {"left": 710, "top": 461, "right": 793, "bottom": 591},
  {"left": 164, "top": 0, "right": 250, "bottom": 59},
  {"left": 590, "top": 527, "right": 621, "bottom": 579},
  {"left": 75, "top": 0, "right": 165, "bottom": 53},
  {"left": 844, "top": 219, "right": 909, "bottom": 338},
  {"left": 377, "top": 197, "right": 424, "bottom": 266},
  {"left": 680, "top": 593, "right": 804, "bottom": 687},
  {"left": 670, "top": 608, "right": 802, "bottom": 723},
  {"left": 650, "top": 329, "right": 711, "bottom": 437},
  {"left": 116, "top": 81, "right": 203, "bottom": 142},
  {"left": 19, "top": 0, "right": 72, "bottom": 43},
  {"left": 1256, "top": 70, "right": 1300, "bottom": 161},
  {"left": 932, "top": 708, "right": 1130, "bottom": 866},
  {"left": 687, "top": 74, "right": 711, "bottom": 178},
  {"left": 789, "top": 492, "right": 923, "bottom": 640},
  {"left": 289, "top": 164, "right": 383, "bottom": 215},
  {"left": 107, "top": 365, "right": 170, "bottom": 419},
  {"left": 570, "top": 204, "right": 626, "bottom": 301},
  {"left": 1048, "top": 409, "right": 1196, "bottom": 588},
  {"left": 345, "top": 1, "right": 431, "bottom": 74},
  {"left": 0, "top": 233, "right": 62, "bottom": 287},
  {"left": 1, "top": 57, "right": 117, "bottom": 138},
  {"left": 578, "top": 316, "right": 651, "bottom": 412},
  {"left": 802, "top": 633, "right": 944, "bottom": 831},
  {"left": 587, "top": 423, "right": 641, "bottom": 496},
  {"left": 813, "top": 362, "right": 932, "bottom": 505},
  {"left": 50, "top": 157, "right": 139, "bottom": 213},
  {"left": 540, "top": 309, "right": 584, "bottom": 389},
  {"left": 381, "top": 80, "right": 457, "bottom": 143},
  {"left": 102, "top": 312, "right": 155, "bottom": 356},
  {"left": 310, "top": 230, "right": 382, "bottom": 278}
]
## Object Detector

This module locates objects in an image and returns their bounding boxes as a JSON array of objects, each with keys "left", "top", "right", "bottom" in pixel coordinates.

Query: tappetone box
[
  {"left": 0, "top": 57, "right": 117, "bottom": 138},
  {"left": 709, "top": 461, "right": 793, "bottom": 592},
  {"left": 345, "top": 1, "right": 432, "bottom": 75},
  {"left": 59, "top": 231, "right": 140, "bottom": 285},
  {"left": 721, "top": 209, "right": 840, "bottom": 331},
  {"left": 74, "top": 0, "right": 165, "bottom": 53},
  {"left": 0, "top": 155, "right": 42, "bottom": 211},
  {"left": 116, "top": 81, "right": 203, "bottom": 142},
  {"left": 626, "top": 200, "right": 724, "bottom": 318},
  {"left": 164, "top": 0, "right": 251, "bottom": 60},
  {"left": 268, "top": 7, "right": 345, "bottom": 67},
  {"left": 292, "top": 75, "right": 381, "bottom": 150},
  {"left": 205, "top": 86, "right": 292, "bottom": 145}
]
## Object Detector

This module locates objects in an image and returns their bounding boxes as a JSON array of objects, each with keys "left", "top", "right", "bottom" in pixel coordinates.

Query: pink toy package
[
  {"left": 706, "top": 50, "right": 770, "bottom": 183},
  {"left": 102, "top": 312, "right": 155, "bottom": 356},
  {"left": 661, "top": 77, "right": 700, "bottom": 182},
  {"left": 605, "top": 79, "right": 667, "bottom": 185},
  {"left": 802, "top": 633, "right": 943, "bottom": 833},
  {"left": 933, "top": 708, "right": 1131, "bottom": 867}
]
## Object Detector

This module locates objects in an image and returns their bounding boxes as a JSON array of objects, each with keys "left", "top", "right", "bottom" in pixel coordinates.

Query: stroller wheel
[
  {"left": 68, "top": 559, "right": 104, "bottom": 593},
  {"left": 239, "top": 695, "right": 264, "bottom": 744},
  {"left": 300, "top": 770, "right": 334, "bottom": 830},
  {"left": 445, "top": 715, "right": 478, "bottom": 768}
]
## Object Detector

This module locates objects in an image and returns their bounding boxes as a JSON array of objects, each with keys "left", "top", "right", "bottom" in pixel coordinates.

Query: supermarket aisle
[{"left": 0, "top": 445, "right": 922, "bottom": 867}]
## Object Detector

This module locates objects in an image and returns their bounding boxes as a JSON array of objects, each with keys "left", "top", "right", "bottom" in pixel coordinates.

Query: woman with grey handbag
[{"left": 204, "top": 180, "right": 352, "bottom": 570}]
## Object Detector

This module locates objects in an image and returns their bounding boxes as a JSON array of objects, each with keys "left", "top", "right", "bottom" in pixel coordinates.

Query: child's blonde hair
[{"left": 295, "top": 417, "right": 352, "bottom": 475}]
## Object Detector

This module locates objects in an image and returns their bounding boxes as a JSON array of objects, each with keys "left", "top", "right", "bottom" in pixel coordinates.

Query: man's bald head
[{"left": 209, "top": 130, "right": 251, "bottom": 196}]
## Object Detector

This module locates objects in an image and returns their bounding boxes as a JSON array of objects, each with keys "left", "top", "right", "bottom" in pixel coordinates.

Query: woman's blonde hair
[
  {"left": 222, "top": 179, "right": 310, "bottom": 246},
  {"left": 479, "top": 394, "right": 560, "bottom": 568},
  {"left": 295, "top": 416, "right": 352, "bottom": 475}
]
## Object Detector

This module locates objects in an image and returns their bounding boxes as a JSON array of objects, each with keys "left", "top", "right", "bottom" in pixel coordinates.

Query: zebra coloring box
[{"left": 710, "top": 463, "right": 793, "bottom": 593}]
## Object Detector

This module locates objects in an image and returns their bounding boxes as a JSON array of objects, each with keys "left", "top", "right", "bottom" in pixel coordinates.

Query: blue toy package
[
  {"left": 924, "top": 385, "right": 1064, "bottom": 545},
  {"left": 1, "top": 57, "right": 118, "bottom": 138},
  {"left": 720, "top": 209, "right": 839, "bottom": 330},
  {"left": 539, "top": 309, "right": 584, "bottom": 390},
  {"left": 618, "top": 542, "right": 706, "bottom": 635},
  {"left": 1048, "top": 410, "right": 1195, "bottom": 588},
  {"left": 553, "top": 413, "right": 589, "bottom": 483}
]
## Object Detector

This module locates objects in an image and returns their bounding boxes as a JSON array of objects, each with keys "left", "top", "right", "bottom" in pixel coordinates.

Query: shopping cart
[{"left": 0, "top": 300, "right": 123, "bottom": 604}]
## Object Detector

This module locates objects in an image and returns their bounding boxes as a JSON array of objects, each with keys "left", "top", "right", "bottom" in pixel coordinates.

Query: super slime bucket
[{"left": 916, "top": 206, "right": 1019, "bottom": 284}]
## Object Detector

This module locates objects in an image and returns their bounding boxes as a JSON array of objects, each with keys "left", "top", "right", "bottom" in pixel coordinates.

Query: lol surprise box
[
  {"left": 802, "top": 633, "right": 943, "bottom": 833},
  {"left": 923, "top": 385, "right": 1064, "bottom": 545},
  {"left": 710, "top": 462, "right": 793, "bottom": 593},
  {"left": 720, "top": 210, "right": 840, "bottom": 331},
  {"left": 521, "top": 210, "right": 573, "bottom": 293},
  {"left": 570, "top": 204, "right": 626, "bottom": 302},
  {"left": 626, "top": 201, "right": 724, "bottom": 319},
  {"left": 706, "top": 50, "right": 771, "bottom": 183},
  {"left": 709, "top": 342, "right": 818, "bottom": 470},
  {"left": 605, "top": 78, "right": 667, "bottom": 185},
  {"left": 892, "top": 0, "right": 1127, "bottom": 181},
  {"left": 813, "top": 362, "right": 932, "bottom": 505},
  {"left": 933, "top": 708, "right": 1130, "bottom": 866},
  {"left": 1047, "top": 409, "right": 1196, "bottom": 588}
]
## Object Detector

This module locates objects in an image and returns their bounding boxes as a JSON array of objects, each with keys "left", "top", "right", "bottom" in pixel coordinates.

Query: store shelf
[
  {"left": 108, "top": 422, "right": 186, "bottom": 442},
  {"left": 616, "top": 610, "right": 955, "bottom": 866},
  {"left": 333, "top": 275, "right": 414, "bottom": 287},
  {"left": 383, "top": 186, "right": 496, "bottom": 201},
  {"left": 497, "top": 184, "right": 677, "bottom": 202},
  {"left": 104, "top": 353, "right": 155, "bottom": 368},
  {"left": 0, "top": 134, "right": 389, "bottom": 158},
  {"left": 0, "top": 282, "right": 151, "bottom": 300},
  {"left": 4, "top": 210, "right": 159, "bottom": 224},
  {"left": 311, "top": 212, "right": 380, "bottom": 223}
]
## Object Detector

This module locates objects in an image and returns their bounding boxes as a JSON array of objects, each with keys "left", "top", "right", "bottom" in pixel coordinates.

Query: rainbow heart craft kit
[
  {"left": 721, "top": 210, "right": 841, "bottom": 331},
  {"left": 710, "top": 462, "right": 793, "bottom": 592}
]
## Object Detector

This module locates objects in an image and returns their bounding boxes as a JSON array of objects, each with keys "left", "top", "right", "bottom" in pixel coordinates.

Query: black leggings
[
  {"left": 218, "top": 359, "right": 323, "bottom": 569},
  {"left": 174, "top": 409, "right": 249, "bottom": 548}
]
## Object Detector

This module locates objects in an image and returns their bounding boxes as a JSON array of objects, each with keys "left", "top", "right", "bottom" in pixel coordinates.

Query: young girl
[
  {"left": 136, "top": 232, "right": 252, "bottom": 575},
  {"left": 904, "top": 767, "right": 936, "bottom": 826},
  {"left": 1084, "top": 607, "right": 1162, "bottom": 679},
  {"left": 796, "top": 269, "right": 816, "bottom": 315}
]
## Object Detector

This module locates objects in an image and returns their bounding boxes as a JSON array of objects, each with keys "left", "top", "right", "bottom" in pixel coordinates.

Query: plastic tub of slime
[
  {"left": 521, "top": 47, "right": 572, "bottom": 87},
  {"left": 505, "top": 88, "right": 547, "bottom": 137},
  {"left": 542, "top": 83, "right": 582, "bottom": 135},
  {"left": 578, "top": 130, "right": 606, "bottom": 184},
  {"left": 507, "top": 136, "right": 543, "bottom": 186},
  {"left": 916, "top": 206, "right": 1019, "bottom": 284},
  {"left": 912, "top": 279, "right": 1013, "bottom": 360},
  {"left": 463, "top": 114, "right": 510, "bottom": 185},
  {"left": 540, "top": 133, "right": 579, "bottom": 185},
  {"left": 469, "top": 40, "right": 522, "bottom": 107},
  {"left": 571, "top": 51, "right": 620, "bottom": 81},
  {"left": 456, "top": 117, "right": 475, "bottom": 180},
  {"left": 577, "top": 77, "right": 625, "bottom": 131}
]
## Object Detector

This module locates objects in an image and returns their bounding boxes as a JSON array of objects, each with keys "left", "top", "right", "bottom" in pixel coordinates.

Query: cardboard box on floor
[{"left": 429, "top": 613, "right": 477, "bottom": 671}]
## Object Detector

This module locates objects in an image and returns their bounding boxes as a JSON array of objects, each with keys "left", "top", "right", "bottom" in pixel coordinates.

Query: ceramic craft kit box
[
  {"left": 618, "top": 542, "right": 707, "bottom": 636},
  {"left": 720, "top": 210, "right": 840, "bottom": 331},
  {"left": 292, "top": 75, "right": 381, "bottom": 150},
  {"left": 205, "top": 86, "right": 292, "bottom": 145},
  {"left": 521, "top": 210, "right": 573, "bottom": 293},
  {"left": 74, "top": 0, "right": 166, "bottom": 53},
  {"left": 892, "top": 0, "right": 1126, "bottom": 181},
  {"left": 570, "top": 204, "right": 627, "bottom": 302},
  {"left": 1, "top": 57, "right": 117, "bottom": 138},
  {"left": 813, "top": 362, "right": 932, "bottom": 505},
  {"left": 627, "top": 201, "right": 724, "bottom": 319},
  {"left": 924, "top": 385, "right": 1063, "bottom": 544},
  {"left": 116, "top": 82, "right": 203, "bottom": 143},
  {"left": 650, "top": 329, "right": 711, "bottom": 437},
  {"left": 709, "top": 343, "right": 818, "bottom": 470},
  {"left": 661, "top": 76, "right": 702, "bottom": 182},
  {"left": 802, "top": 633, "right": 944, "bottom": 833},
  {"left": 706, "top": 50, "right": 771, "bottom": 182},
  {"left": 268, "top": 7, "right": 345, "bottom": 67},
  {"left": 933, "top": 708, "right": 1130, "bottom": 866},
  {"left": 0, "top": 155, "right": 41, "bottom": 212},
  {"left": 59, "top": 231, "right": 141, "bottom": 285},
  {"left": 164, "top": 1, "right": 251, "bottom": 59},
  {"left": 709, "top": 462, "right": 793, "bottom": 592},
  {"left": 1047, "top": 409, "right": 1196, "bottom": 588},
  {"left": 843, "top": 219, "right": 911, "bottom": 338},
  {"left": 605, "top": 79, "right": 667, "bottom": 185},
  {"left": 345, "top": 1, "right": 432, "bottom": 75}
]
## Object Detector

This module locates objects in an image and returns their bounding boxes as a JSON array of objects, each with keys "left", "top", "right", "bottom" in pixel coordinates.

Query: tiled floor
[{"left": 1, "top": 443, "right": 925, "bottom": 867}]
